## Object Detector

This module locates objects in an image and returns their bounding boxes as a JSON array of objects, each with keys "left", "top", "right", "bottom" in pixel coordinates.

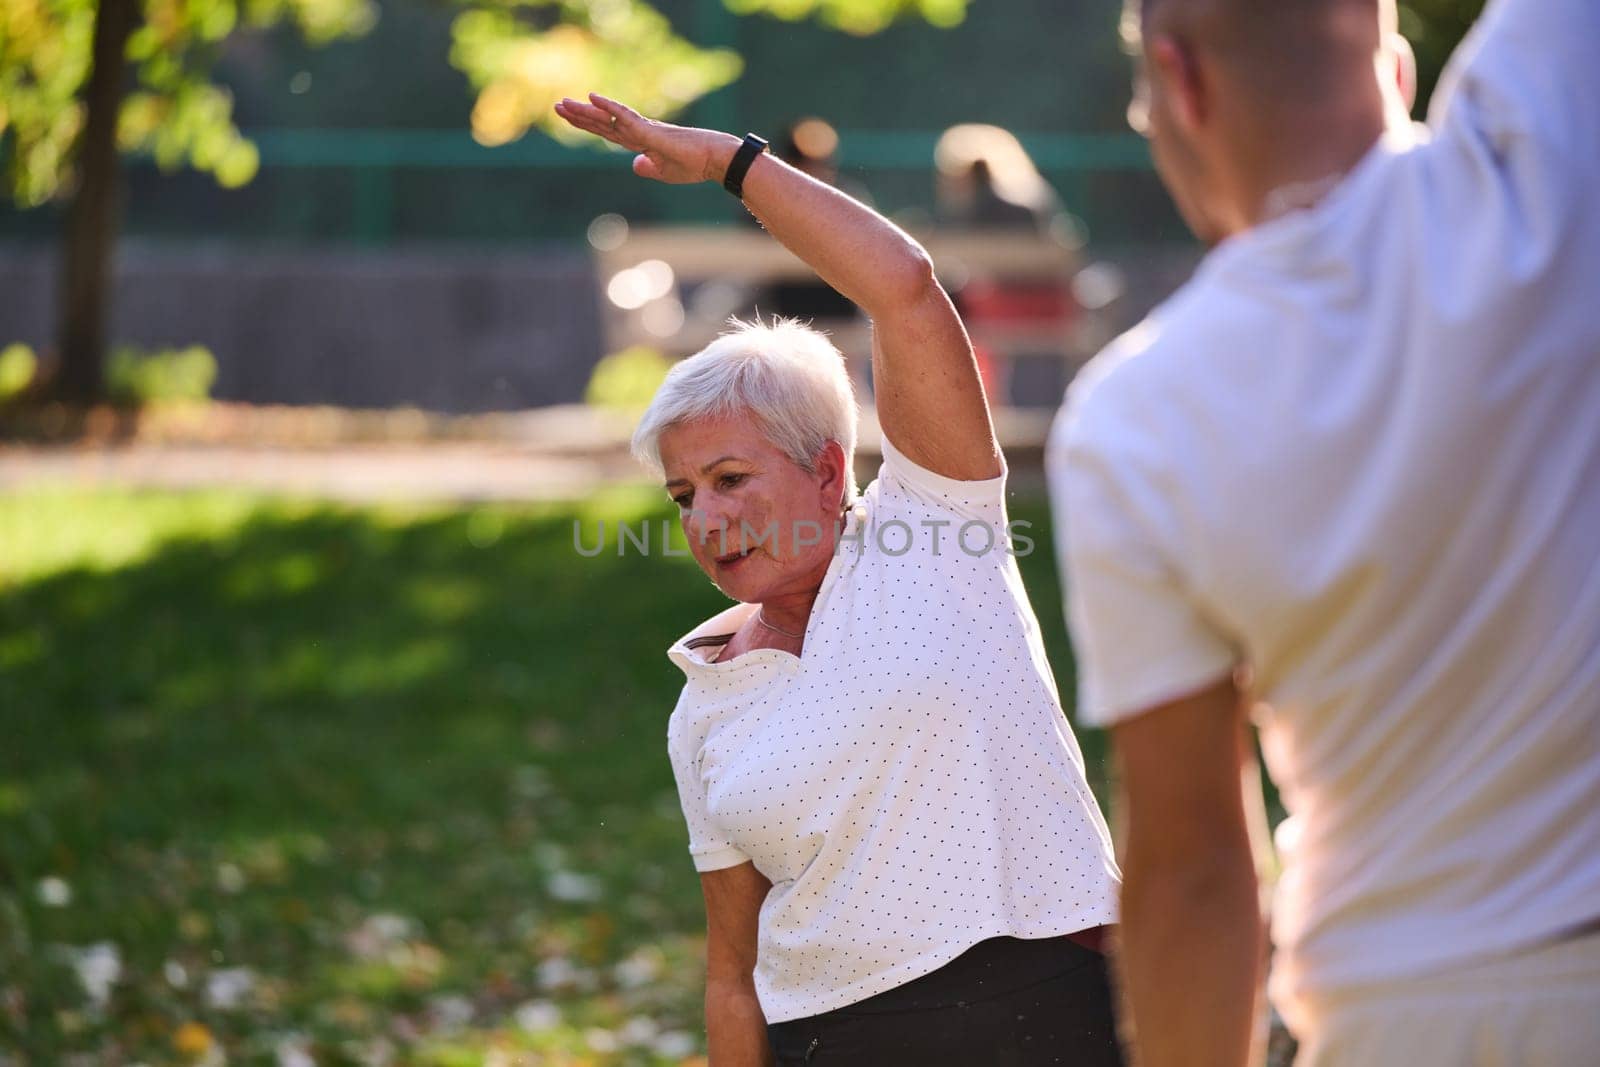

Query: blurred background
[{"left": 0, "top": 1, "right": 1480, "bottom": 1063}]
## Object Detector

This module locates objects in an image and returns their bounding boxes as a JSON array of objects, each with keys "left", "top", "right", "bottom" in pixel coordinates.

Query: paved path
[
  {"left": 0, "top": 404, "right": 1059, "bottom": 503},
  {"left": 0, "top": 443, "right": 649, "bottom": 503},
  {"left": 0, "top": 404, "right": 647, "bottom": 503}
]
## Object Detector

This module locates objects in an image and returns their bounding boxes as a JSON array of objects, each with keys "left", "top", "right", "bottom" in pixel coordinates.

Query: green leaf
[
  {"left": 0, "top": 0, "right": 374, "bottom": 207},
  {"left": 0, "top": 343, "right": 38, "bottom": 401},
  {"left": 450, "top": 1, "right": 743, "bottom": 148},
  {"left": 723, "top": 0, "right": 970, "bottom": 35}
]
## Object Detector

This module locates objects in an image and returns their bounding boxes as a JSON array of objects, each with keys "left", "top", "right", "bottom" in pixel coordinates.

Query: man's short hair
[{"left": 1125, "top": 0, "right": 1382, "bottom": 101}]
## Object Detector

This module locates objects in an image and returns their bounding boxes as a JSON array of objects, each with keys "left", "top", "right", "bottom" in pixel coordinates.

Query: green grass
[{"left": 0, "top": 486, "right": 1109, "bottom": 1066}]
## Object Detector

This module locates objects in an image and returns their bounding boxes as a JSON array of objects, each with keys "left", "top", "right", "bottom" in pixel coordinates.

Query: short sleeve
[
  {"left": 666, "top": 699, "right": 749, "bottom": 873},
  {"left": 1430, "top": 0, "right": 1600, "bottom": 165},
  {"left": 1048, "top": 403, "right": 1237, "bottom": 728},
  {"left": 875, "top": 431, "right": 1008, "bottom": 523}
]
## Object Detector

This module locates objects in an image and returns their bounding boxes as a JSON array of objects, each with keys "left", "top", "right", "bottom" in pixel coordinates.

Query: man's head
[{"left": 1124, "top": 0, "right": 1415, "bottom": 243}]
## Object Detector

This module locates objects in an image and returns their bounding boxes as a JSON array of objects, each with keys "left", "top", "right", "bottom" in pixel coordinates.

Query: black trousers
[{"left": 766, "top": 935, "right": 1126, "bottom": 1066}]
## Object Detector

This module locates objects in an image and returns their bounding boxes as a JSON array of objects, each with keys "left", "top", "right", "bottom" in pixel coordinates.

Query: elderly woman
[{"left": 556, "top": 95, "right": 1123, "bottom": 1066}]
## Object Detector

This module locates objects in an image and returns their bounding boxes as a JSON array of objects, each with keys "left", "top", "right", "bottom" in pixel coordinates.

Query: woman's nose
[{"left": 683, "top": 504, "right": 734, "bottom": 549}]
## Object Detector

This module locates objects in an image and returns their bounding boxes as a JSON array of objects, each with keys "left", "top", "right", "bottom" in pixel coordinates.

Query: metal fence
[
  {"left": 244, "top": 127, "right": 1165, "bottom": 245},
  {"left": 0, "top": 127, "right": 1179, "bottom": 248}
]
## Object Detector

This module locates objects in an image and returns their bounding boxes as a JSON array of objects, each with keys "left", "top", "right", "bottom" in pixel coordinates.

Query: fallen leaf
[{"left": 173, "top": 1020, "right": 214, "bottom": 1056}]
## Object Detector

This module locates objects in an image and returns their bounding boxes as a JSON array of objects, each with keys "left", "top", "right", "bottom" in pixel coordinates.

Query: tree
[
  {"left": 2, "top": 0, "right": 378, "bottom": 404},
  {"left": 1399, "top": 0, "right": 1485, "bottom": 113},
  {"left": 0, "top": 0, "right": 973, "bottom": 406},
  {"left": 449, "top": 0, "right": 743, "bottom": 150}
]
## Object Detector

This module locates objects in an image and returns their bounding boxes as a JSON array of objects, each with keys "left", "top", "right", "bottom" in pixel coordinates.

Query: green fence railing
[
  {"left": 246, "top": 128, "right": 1152, "bottom": 171},
  {"left": 0, "top": 128, "right": 1163, "bottom": 246},
  {"left": 227, "top": 127, "right": 1158, "bottom": 246}
]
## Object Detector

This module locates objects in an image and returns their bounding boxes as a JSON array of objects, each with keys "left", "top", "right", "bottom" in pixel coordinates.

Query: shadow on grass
[{"left": 0, "top": 487, "right": 1107, "bottom": 1065}]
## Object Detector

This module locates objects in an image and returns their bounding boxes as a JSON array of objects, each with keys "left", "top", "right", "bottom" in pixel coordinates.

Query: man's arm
[
  {"left": 701, "top": 861, "right": 774, "bottom": 1066},
  {"left": 1428, "top": 0, "right": 1600, "bottom": 160},
  {"left": 1111, "top": 674, "right": 1265, "bottom": 1067}
]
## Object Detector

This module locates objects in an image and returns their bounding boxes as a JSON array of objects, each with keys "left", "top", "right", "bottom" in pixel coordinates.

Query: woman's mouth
[{"left": 714, "top": 547, "right": 754, "bottom": 568}]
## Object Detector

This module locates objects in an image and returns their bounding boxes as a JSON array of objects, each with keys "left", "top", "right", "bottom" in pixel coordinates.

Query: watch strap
[{"left": 722, "top": 133, "right": 770, "bottom": 198}]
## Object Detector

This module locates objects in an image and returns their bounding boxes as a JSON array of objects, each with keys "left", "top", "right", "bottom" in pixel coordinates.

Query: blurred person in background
[
  {"left": 556, "top": 93, "right": 1124, "bottom": 1066},
  {"left": 934, "top": 124, "right": 1063, "bottom": 234},
  {"left": 746, "top": 117, "right": 873, "bottom": 403},
  {"left": 756, "top": 118, "right": 863, "bottom": 325},
  {"left": 934, "top": 124, "right": 1082, "bottom": 407},
  {"left": 1048, "top": 0, "right": 1600, "bottom": 1064}
]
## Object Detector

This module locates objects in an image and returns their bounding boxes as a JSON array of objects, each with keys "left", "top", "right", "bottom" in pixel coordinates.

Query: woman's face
[{"left": 657, "top": 413, "right": 846, "bottom": 604}]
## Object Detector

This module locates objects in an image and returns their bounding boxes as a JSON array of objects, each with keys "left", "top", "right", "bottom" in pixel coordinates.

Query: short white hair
[{"left": 633, "top": 317, "right": 859, "bottom": 496}]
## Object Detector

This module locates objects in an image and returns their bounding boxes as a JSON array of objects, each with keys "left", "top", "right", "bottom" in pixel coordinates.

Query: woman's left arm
[{"left": 556, "top": 94, "right": 1001, "bottom": 481}]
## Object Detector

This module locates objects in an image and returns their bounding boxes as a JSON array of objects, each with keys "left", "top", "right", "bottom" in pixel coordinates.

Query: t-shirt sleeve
[
  {"left": 874, "top": 430, "right": 1009, "bottom": 523},
  {"left": 666, "top": 699, "right": 750, "bottom": 873},
  {"left": 1429, "top": 0, "right": 1600, "bottom": 165},
  {"left": 1049, "top": 397, "right": 1238, "bottom": 728}
]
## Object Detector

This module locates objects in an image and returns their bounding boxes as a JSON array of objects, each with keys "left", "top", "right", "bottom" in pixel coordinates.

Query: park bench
[{"left": 593, "top": 225, "right": 1093, "bottom": 410}]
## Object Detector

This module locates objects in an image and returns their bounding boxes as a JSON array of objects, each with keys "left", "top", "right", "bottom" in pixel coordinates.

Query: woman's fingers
[
  {"left": 555, "top": 100, "right": 615, "bottom": 138},
  {"left": 589, "top": 94, "right": 666, "bottom": 154},
  {"left": 633, "top": 154, "right": 665, "bottom": 181},
  {"left": 553, "top": 99, "right": 595, "bottom": 132},
  {"left": 555, "top": 94, "right": 679, "bottom": 184},
  {"left": 588, "top": 93, "right": 647, "bottom": 133},
  {"left": 570, "top": 101, "right": 616, "bottom": 131},
  {"left": 554, "top": 98, "right": 633, "bottom": 149}
]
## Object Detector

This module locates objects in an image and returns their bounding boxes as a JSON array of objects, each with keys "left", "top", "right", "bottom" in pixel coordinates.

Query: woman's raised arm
[{"left": 555, "top": 94, "right": 1001, "bottom": 481}]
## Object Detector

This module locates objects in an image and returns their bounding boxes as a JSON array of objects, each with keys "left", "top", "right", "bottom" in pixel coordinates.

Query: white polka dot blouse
[{"left": 665, "top": 434, "right": 1121, "bottom": 1024}]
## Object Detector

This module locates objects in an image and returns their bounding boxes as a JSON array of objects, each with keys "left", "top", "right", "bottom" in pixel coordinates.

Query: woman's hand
[{"left": 554, "top": 94, "right": 738, "bottom": 185}]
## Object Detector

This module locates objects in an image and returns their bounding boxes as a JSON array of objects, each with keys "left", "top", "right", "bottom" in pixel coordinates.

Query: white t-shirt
[
  {"left": 665, "top": 435, "right": 1120, "bottom": 1024},
  {"left": 1048, "top": 0, "right": 1600, "bottom": 1032}
]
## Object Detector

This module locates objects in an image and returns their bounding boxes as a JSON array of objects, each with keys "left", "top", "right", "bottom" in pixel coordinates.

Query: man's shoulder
[
  {"left": 1056, "top": 275, "right": 1260, "bottom": 456},
  {"left": 1428, "top": 0, "right": 1600, "bottom": 167}
]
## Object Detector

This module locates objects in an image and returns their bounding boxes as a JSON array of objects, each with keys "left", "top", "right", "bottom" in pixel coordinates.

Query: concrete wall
[
  {"left": 0, "top": 245, "right": 604, "bottom": 413},
  {"left": 0, "top": 242, "right": 1202, "bottom": 414}
]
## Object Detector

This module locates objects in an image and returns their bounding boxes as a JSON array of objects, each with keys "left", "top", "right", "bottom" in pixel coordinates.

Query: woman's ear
[{"left": 815, "top": 441, "right": 849, "bottom": 510}]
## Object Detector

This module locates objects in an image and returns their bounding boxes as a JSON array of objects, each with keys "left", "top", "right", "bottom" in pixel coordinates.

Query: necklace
[
  {"left": 756, "top": 609, "right": 804, "bottom": 639},
  {"left": 754, "top": 507, "right": 847, "bottom": 642}
]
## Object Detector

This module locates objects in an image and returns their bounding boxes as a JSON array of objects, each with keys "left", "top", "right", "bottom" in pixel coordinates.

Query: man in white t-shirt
[{"left": 1047, "top": 0, "right": 1600, "bottom": 1064}]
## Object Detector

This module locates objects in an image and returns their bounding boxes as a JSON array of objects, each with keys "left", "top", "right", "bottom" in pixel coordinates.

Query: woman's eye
[
  {"left": 718, "top": 473, "right": 745, "bottom": 490},
  {"left": 671, "top": 494, "right": 692, "bottom": 509}
]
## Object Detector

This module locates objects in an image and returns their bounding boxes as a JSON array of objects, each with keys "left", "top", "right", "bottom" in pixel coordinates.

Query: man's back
[{"left": 1050, "top": 0, "right": 1600, "bottom": 1033}]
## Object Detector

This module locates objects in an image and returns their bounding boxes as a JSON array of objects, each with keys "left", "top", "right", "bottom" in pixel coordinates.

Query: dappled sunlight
[
  {"left": 263, "top": 634, "right": 460, "bottom": 703},
  {"left": 0, "top": 487, "right": 1106, "bottom": 1062},
  {"left": 402, "top": 575, "right": 490, "bottom": 626},
  {"left": 0, "top": 488, "right": 720, "bottom": 1062},
  {"left": 0, "top": 488, "right": 262, "bottom": 586}
]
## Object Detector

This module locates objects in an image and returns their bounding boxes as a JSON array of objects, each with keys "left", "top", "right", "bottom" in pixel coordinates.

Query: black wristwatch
[{"left": 722, "top": 133, "right": 770, "bottom": 198}]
